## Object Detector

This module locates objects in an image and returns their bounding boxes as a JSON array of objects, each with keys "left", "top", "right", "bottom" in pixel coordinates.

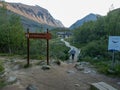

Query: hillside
[
  {"left": 0, "top": 2, "right": 64, "bottom": 28},
  {"left": 69, "top": 13, "right": 98, "bottom": 30},
  {"left": 20, "top": 14, "right": 54, "bottom": 31}
]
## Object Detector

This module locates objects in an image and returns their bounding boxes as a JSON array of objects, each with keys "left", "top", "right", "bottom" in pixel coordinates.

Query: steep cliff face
[{"left": 6, "top": 3, "right": 64, "bottom": 27}]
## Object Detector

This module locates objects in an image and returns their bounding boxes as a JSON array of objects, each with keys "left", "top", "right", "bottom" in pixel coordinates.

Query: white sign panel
[{"left": 108, "top": 36, "right": 120, "bottom": 51}]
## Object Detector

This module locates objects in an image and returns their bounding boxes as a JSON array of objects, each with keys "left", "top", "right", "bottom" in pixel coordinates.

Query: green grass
[
  {"left": 0, "top": 61, "right": 4, "bottom": 74},
  {"left": 79, "top": 57, "right": 120, "bottom": 77},
  {"left": 0, "top": 61, "right": 5, "bottom": 88},
  {"left": 50, "top": 38, "right": 70, "bottom": 61}
]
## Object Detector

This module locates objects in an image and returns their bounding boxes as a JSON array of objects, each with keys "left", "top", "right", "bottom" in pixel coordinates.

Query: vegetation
[
  {"left": 0, "top": 2, "right": 70, "bottom": 87},
  {"left": 72, "top": 8, "right": 120, "bottom": 76},
  {"left": 0, "top": 2, "right": 70, "bottom": 61},
  {"left": 0, "top": 61, "right": 4, "bottom": 74},
  {"left": 50, "top": 38, "right": 70, "bottom": 61},
  {"left": 0, "top": 2, "right": 25, "bottom": 54},
  {"left": 0, "top": 61, "right": 5, "bottom": 88}
]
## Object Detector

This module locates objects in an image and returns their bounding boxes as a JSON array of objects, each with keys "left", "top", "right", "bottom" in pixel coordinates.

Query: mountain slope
[
  {"left": 6, "top": 3, "right": 64, "bottom": 28},
  {"left": 69, "top": 13, "right": 98, "bottom": 30}
]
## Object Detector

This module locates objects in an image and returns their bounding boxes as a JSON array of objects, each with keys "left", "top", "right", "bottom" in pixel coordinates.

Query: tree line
[
  {"left": 72, "top": 8, "right": 120, "bottom": 75},
  {"left": 73, "top": 8, "right": 120, "bottom": 59},
  {"left": 0, "top": 2, "right": 25, "bottom": 54},
  {"left": 0, "top": 2, "right": 69, "bottom": 61}
]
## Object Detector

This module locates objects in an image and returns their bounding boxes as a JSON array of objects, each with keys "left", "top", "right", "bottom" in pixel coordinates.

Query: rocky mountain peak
[
  {"left": 69, "top": 13, "right": 98, "bottom": 30},
  {"left": 6, "top": 2, "right": 64, "bottom": 27}
]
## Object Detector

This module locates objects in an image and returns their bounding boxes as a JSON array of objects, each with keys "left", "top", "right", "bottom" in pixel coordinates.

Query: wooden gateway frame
[{"left": 25, "top": 28, "right": 52, "bottom": 66}]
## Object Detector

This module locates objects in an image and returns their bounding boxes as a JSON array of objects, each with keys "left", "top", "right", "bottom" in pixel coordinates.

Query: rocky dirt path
[
  {"left": 0, "top": 56, "right": 120, "bottom": 90},
  {"left": 61, "top": 39, "right": 80, "bottom": 61},
  {"left": 0, "top": 39, "right": 120, "bottom": 90}
]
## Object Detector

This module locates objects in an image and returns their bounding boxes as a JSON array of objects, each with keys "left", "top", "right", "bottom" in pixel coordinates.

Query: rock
[
  {"left": 39, "top": 61, "right": 46, "bottom": 65},
  {"left": 75, "top": 63, "right": 80, "bottom": 66},
  {"left": 74, "top": 63, "right": 84, "bottom": 71},
  {"left": 84, "top": 68, "right": 92, "bottom": 74},
  {"left": 108, "top": 69, "right": 116, "bottom": 74},
  {"left": 12, "top": 65, "right": 22, "bottom": 70},
  {"left": 54, "top": 60, "right": 61, "bottom": 65},
  {"left": 84, "top": 70, "right": 91, "bottom": 74},
  {"left": 80, "top": 62, "right": 89, "bottom": 66},
  {"left": 0, "top": 71, "right": 5, "bottom": 76},
  {"left": 117, "top": 82, "right": 120, "bottom": 85},
  {"left": 26, "top": 84, "right": 38, "bottom": 90},
  {"left": 7, "top": 76, "right": 17, "bottom": 83},
  {"left": 67, "top": 70, "right": 75, "bottom": 74},
  {"left": 41, "top": 65, "right": 50, "bottom": 70},
  {"left": 75, "top": 84, "right": 80, "bottom": 87}
]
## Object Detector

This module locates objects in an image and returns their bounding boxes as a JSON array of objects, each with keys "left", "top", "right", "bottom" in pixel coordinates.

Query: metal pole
[
  {"left": 46, "top": 29, "right": 49, "bottom": 65},
  {"left": 27, "top": 28, "right": 30, "bottom": 66},
  {"left": 112, "top": 50, "right": 115, "bottom": 69}
]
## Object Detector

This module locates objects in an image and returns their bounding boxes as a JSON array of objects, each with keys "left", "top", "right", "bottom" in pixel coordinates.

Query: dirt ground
[{"left": 0, "top": 57, "right": 120, "bottom": 90}]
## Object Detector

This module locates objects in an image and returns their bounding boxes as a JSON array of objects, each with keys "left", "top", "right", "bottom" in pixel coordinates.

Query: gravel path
[
  {"left": 0, "top": 39, "right": 120, "bottom": 90},
  {"left": 61, "top": 39, "right": 80, "bottom": 61},
  {"left": 1, "top": 60, "right": 120, "bottom": 90}
]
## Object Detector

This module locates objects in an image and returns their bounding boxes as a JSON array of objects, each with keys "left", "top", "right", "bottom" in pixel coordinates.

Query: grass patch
[
  {"left": 0, "top": 61, "right": 4, "bottom": 74},
  {"left": 79, "top": 57, "right": 120, "bottom": 77},
  {"left": 0, "top": 61, "right": 5, "bottom": 88},
  {"left": 0, "top": 80, "right": 6, "bottom": 88},
  {"left": 24, "top": 64, "right": 32, "bottom": 68}
]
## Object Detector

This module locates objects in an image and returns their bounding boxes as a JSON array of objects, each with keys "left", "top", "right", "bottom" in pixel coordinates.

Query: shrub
[
  {"left": 0, "top": 61, "right": 5, "bottom": 88},
  {"left": 0, "top": 61, "right": 4, "bottom": 74}
]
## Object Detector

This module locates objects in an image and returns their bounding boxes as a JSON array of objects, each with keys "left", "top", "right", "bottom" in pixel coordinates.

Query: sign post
[
  {"left": 47, "top": 29, "right": 49, "bottom": 65},
  {"left": 108, "top": 36, "right": 120, "bottom": 70},
  {"left": 27, "top": 28, "right": 30, "bottom": 66},
  {"left": 25, "top": 28, "right": 51, "bottom": 66}
]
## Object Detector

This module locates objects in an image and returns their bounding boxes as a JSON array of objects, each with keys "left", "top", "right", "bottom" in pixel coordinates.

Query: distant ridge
[
  {"left": 69, "top": 13, "right": 98, "bottom": 30},
  {"left": 3, "top": 2, "right": 64, "bottom": 28}
]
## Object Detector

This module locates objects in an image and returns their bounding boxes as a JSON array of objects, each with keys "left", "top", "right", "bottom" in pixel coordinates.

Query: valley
[{"left": 0, "top": 1, "right": 120, "bottom": 90}]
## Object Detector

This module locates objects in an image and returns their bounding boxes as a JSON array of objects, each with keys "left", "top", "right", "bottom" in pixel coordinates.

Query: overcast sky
[{"left": 5, "top": 0, "right": 120, "bottom": 27}]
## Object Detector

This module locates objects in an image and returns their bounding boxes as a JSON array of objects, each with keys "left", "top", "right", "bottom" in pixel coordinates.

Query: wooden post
[
  {"left": 27, "top": 28, "right": 30, "bottom": 66},
  {"left": 25, "top": 28, "right": 51, "bottom": 65},
  {"left": 46, "top": 29, "right": 49, "bottom": 65}
]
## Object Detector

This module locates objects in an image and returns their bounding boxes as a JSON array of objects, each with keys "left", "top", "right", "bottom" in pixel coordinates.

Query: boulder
[
  {"left": 7, "top": 76, "right": 17, "bottom": 83},
  {"left": 41, "top": 65, "right": 50, "bottom": 70},
  {"left": 74, "top": 63, "right": 84, "bottom": 71},
  {"left": 26, "top": 84, "right": 38, "bottom": 90}
]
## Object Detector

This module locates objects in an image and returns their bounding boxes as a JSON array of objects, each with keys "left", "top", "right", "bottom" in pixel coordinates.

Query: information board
[{"left": 108, "top": 36, "right": 120, "bottom": 51}]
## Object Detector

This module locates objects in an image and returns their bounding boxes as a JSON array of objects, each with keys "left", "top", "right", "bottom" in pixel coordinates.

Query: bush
[
  {"left": 50, "top": 39, "right": 70, "bottom": 61},
  {"left": 0, "top": 61, "right": 5, "bottom": 88},
  {"left": 0, "top": 61, "right": 4, "bottom": 74}
]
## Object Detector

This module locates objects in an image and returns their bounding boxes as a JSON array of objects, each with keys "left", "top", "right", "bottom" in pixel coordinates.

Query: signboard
[
  {"left": 108, "top": 36, "right": 120, "bottom": 51},
  {"left": 25, "top": 28, "right": 51, "bottom": 66},
  {"left": 25, "top": 33, "right": 51, "bottom": 39}
]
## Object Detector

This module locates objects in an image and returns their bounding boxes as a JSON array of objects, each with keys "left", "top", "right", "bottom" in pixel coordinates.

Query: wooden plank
[
  {"left": 25, "top": 33, "right": 51, "bottom": 39},
  {"left": 98, "top": 82, "right": 117, "bottom": 90},
  {"left": 90, "top": 82, "right": 118, "bottom": 90},
  {"left": 91, "top": 83, "right": 107, "bottom": 90}
]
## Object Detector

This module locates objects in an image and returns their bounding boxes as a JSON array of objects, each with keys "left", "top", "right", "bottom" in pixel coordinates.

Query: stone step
[{"left": 90, "top": 82, "right": 118, "bottom": 90}]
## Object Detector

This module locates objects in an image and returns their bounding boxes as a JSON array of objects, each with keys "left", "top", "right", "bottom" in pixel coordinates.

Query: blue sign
[{"left": 108, "top": 36, "right": 120, "bottom": 51}]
